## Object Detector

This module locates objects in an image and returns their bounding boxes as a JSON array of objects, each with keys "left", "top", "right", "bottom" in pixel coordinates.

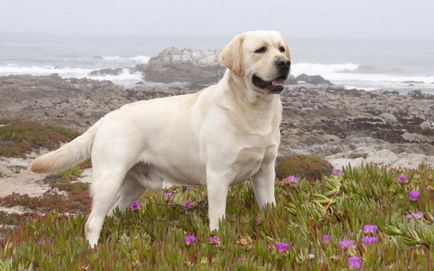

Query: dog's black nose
[{"left": 275, "top": 60, "right": 291, "bottom": 69}]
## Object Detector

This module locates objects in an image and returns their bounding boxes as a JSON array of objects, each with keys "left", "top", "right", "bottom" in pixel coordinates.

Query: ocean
[{"left": 1, "top": 33, "right": 434, "bottom": 93}]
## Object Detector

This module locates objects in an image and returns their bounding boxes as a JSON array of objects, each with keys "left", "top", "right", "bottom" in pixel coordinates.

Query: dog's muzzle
[{"left": 252, "top": 59, "right": 291, "bottom": 94}]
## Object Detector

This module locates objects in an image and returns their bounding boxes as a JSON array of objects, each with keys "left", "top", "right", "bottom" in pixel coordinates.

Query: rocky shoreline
[
  {"left": 1, "top": 73, "right": 433, "bottom": 169},
  {"left": 0, "top": 47, "right": 433, "bottom": 170}
]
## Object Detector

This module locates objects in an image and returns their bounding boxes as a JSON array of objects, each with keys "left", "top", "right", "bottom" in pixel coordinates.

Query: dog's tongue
[{"left": 272, "top": 79, "right": 285, "bottom": 86}]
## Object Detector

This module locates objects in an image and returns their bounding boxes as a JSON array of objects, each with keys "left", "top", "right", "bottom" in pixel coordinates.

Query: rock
[
  {"left": 365, "top": 149, "right": 399, "bottom": 166},
  {"left": 328, "top": 157, "right": 366, "bottom": 169},
  {"left": 401, "top": 80, "right": 424, "bottom": 84},
  {"left": 286, "top": 74, "right": 298, "bottom": 85},
  {"left": 380, "top": 113, "right": 397, "bottom": 123},
  {"left": 402, "top": 132, "right": 433, "bottom": 143},
  {"left": 420, "top": 121, "right": 432, "bottom": 131},
  {"left": 391, "top": 153, "right": 434, "bottom": 169},
  {"left": 1, "top": 74, "right": 433, "bottom": 169},
  {"left": 290, "top": 74, "right": 332, "bottom": 85},
  {"left": 89, "top": 68, "right": 127, "bottom": 76},
  {"left": 134, "top": 64, "right": 148, "bottom": 74},
  {"left": 327, "top": 150, "right": 434, "bottom": 169},
  {"left": 408, "top": 89, "right": 434, "bottom": 99},
  {"left": 143, "top": 47, "right": 225, "bottom": 85}
]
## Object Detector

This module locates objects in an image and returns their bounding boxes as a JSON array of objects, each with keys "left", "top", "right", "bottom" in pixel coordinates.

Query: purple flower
[
  {"left": 307, "top": 253, "right": 315, "bottom": 259},
  {"left": 339, "top": 239, "right": 355, "bottom": 249},
  {"left": 363, "top": 224, "right": 378, "bottom": 234},
  {"left": 399, "top": 175, "right": 408, "bottom": 183},
  {"left": 37, "top": 239, "right": 53, "bottom": 246},
  {"left": 332, "top": 167, "right": 343, "bottom": 176},
  {"left": 184, "top": 235, "right": 197, "bottom": 245},
  {"left": 413, "top": 211, "right": 424, "bottom": 219},
  {"left": 182, "top": 200, "right": 192, "bottom": 208},
  {"left": 130, "top": 201, "right": 140, "bottom": 211},
  {"left": 408, "top": 191, "right": 421, "bottom": 201},
  {"left": 406, "top": 211, "right": 424, "bottom": 220},
  {"left": 275, "top": 242, "right": 289, "bottom": 253},
  {"left": 362, "top": 236, "right": 379, "bottom": 245},
  {"left": 286, "top": 175, "right": 298, "bottom": 183},
  {"left": 322, "top": 235, "right": 332, "bottom": 243},
  {"left": 348, "top": 256, "right": 362, "bottom": 269},
  {"left": 208, "top": 236, "right": 220, "bottom": 245},
  {"left": 165, "top": 192, "right": 174, "bottom": 201}
]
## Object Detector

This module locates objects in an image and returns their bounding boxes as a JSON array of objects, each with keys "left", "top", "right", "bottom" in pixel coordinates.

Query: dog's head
[{"left": 219, "top": 30, "right": 291, "bottom": 94}]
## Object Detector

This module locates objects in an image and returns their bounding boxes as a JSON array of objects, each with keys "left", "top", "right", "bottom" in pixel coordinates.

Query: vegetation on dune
[
  {"left": 0, "top": 164, "right": 432, "bottom": 270},
  {"left": 0, "top": 120, "right": 79, "bottom": 157}
]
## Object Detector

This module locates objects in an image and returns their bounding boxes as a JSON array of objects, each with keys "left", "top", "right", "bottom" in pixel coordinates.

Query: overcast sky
[{"left": 1, "top": 0, "right": 433, "bottom": 39}]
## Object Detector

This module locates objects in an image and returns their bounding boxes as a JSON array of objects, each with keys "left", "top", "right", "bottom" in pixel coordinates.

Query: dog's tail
[{"left": 30, "top": 122, "right": 100, "bottom": 174}]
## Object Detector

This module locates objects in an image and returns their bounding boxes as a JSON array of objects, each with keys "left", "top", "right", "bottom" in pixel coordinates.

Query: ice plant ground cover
[{"left": 0, "top": 164, "right": 432, "bottom": 270}]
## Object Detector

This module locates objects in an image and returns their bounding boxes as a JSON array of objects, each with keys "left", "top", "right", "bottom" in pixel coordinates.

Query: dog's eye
[
  {"left": 254, "top": 46, "right": 267, "bottom": 54},
  {"left": 279, "top": 46, "right": 286, "bottom": 53}
]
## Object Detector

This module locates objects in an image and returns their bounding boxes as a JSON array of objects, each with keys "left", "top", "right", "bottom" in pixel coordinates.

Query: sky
[{"left": 0, "top": 0, "right": 433, "bottom": 39}]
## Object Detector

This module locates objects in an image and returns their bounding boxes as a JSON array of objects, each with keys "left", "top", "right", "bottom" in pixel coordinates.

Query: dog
[{"left": 30, "top": 30, "right": 291, "bottom": 247}]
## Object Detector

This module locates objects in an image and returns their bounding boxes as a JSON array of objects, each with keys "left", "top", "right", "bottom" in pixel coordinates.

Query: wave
[
  {"left": 1, "top": 62, "right": 433, "bottom": 91},
  {"left": 44, "top": 55, "right": 151, "bottom": 64},
  {"left": 292, "top": 62, "right": 360, "bottom": 76},
  {"left": 291, "top": 62, "right": 434, "bottom": 91},
  {"left": 100, "top": 55, "right": 150, "bottom": 63},
  {"left": 0, "top": 64, "right": 92, "bottom": 78},
  {"left": 88, "top": 68, "right": 143, "bottom": 86},
  {"left": 0, "top": 64, "right": 143, "bottom": 87}
]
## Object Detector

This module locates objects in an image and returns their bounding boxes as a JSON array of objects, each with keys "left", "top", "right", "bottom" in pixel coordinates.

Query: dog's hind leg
[
  {"left": 85, "top": 166, "right": 128, "bottom": 248},
  {"left": 108, "top": 175, "right": 145, "bottom": 215}
]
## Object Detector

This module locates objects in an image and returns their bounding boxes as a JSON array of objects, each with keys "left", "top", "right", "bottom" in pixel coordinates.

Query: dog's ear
[
  {"left": 283, "top": 40, "right": 291, "bottom": 61},
  {"left": 219, "top": 34, "right": 245, "bottom": 77}
]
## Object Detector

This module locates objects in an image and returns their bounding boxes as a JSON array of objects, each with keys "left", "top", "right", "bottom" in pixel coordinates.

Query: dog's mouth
[{"left": 252, "top": 74, "right": 287, "bottom": 93}]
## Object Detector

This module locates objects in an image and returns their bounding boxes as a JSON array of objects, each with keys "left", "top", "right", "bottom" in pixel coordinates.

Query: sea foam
[
  {"left": 292, "top": 62, "right": 434, "bottom": 92},
  {"left": 0, "top": 65, "right": 143, "bottom": 87}
]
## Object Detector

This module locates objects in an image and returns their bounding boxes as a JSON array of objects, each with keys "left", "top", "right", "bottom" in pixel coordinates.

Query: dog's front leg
[
  {"left": 252, "top": 163, "right": 276, "bottom": 209},
  {"left": 206, "top": 170, "right": 231, "bottom": 231}
]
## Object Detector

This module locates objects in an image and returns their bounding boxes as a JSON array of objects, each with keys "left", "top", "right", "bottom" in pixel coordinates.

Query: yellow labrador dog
[{"left": 30, "top": 30, "right": 291, "bottom": 247}]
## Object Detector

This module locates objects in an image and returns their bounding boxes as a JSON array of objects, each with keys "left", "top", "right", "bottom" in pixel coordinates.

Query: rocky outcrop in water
[
  {"left": 143, "top": 48, "right": 225, "bottom": 85},
  {"left": 142, "top": 48, "right": 332, "bottom": 87},
  {"left": 89, "top": 68, "right": 127, "bottom": 76},
  {"left": 287, "top": 74, "right": 332, "bottom": 85},
  {"left": 87, "top": 48, "right": 333, "bottom": 88}
]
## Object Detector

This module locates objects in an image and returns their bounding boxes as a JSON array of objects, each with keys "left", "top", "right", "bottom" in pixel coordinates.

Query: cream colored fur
[{"left": 30, "top": 30, "right": 291, "bottom": 247}]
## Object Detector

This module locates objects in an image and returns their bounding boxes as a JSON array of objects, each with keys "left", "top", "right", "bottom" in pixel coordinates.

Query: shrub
[
  {"left": 276, "top": 154, "right": 332, "bottom": 181},
  {"left": 0, "top": 120, "right": 79, "bottom": 157}
]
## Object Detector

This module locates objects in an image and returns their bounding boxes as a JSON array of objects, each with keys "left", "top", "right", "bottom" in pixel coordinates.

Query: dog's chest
[{"left": 231, "top": 136, "right": 278, "bottom": 182}]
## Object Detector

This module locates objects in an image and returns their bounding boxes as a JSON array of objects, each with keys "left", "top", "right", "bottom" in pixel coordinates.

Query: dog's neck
[
  {"left": 216, "top": 69, "right": 282, "bottom": 134},
  {"left": 221, "top": 70, "right": 279, "bottom": 107}
]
